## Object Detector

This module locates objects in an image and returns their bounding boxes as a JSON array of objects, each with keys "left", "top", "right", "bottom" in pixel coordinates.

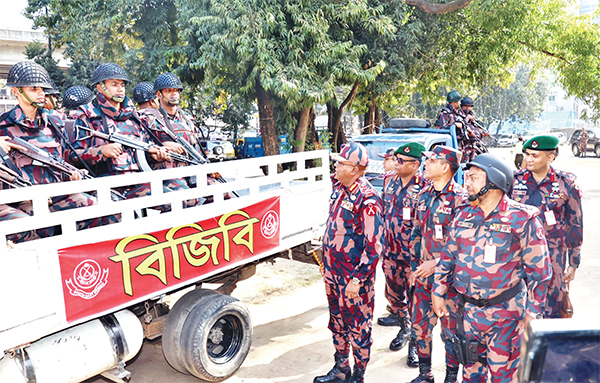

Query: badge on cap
[
  {"left": 404, "top": 147, "right": 411, "bottom": 153},
  {"left": 531, "top": 141, "right": 539, "bottom": 148}
]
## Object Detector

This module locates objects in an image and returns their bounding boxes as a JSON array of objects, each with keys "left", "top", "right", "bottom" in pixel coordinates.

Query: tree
[{"left": 24, "top": 42, "right": 65, "bottom": 90}]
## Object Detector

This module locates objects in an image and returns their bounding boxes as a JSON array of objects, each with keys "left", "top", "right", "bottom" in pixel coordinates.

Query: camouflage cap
[
  {"left": 423, "top": 145, "right": 461, "bottom": 166},
  {"left": 394, "top": 142, "right": 426, "bottom": 159},
  {"left": 378, "top": 148, "right": 395, "bottom": 159},
  {"left": 523, "top": 135, "right": 559, "bottom": 151},
  {"left": 331, "top": 142, "right": 369, "bottom": 167}
]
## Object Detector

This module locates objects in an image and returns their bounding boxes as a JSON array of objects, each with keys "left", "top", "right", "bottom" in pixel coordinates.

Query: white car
[{"left": 497, "top": 134, "right": 518, "bottom": 147}]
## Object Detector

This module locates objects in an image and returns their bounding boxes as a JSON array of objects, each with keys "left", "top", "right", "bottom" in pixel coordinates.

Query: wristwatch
[{"left": 351, "top": 277, "right": 361, "bottom": 286}]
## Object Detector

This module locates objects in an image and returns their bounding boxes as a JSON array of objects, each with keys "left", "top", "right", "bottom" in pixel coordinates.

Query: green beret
[
  {"left": 394, "top": 142, "right": 426, "bottom": 159},
  {"left": 523, "top": 135, "right": 559, "bottom": 151}
]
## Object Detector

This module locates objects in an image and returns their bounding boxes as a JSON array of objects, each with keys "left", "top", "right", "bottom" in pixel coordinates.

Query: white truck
[{"left": 0, "top": 150, "right": 330, "bottom": 383}]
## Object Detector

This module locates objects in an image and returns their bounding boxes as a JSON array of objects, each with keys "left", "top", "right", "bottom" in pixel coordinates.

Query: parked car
[
  {"left": 569, "top": 128, "right": 600, "bottom": 157},
  {"left": 351, "top": 126, "right": 461, "bottom": 191},
  {"left": 199, "top": 140, "right": 236, "bottom": 161},
  {"left": 496, "top": 134, "right": 518, "bottom": 148},
  {"left": 547, "top": 131, "right": 568, "bottom": 145}
]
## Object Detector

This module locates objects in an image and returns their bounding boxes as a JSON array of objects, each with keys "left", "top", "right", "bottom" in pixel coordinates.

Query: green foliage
[{"left": 24, "top": 42, "right": 65, "bottom": 91}]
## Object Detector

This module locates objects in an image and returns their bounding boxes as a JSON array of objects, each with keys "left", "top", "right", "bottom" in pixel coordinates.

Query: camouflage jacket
[
  {"left": 138, "top": 106, "right": 199, "bottom": 170},
  {"left": 410, "top": 179, "right": 468, "bottom": 275},
  {"left": 71, "top": 93, "right": 154, "bottom": 175},
  {"left": 435, "top": 104, "right": 471, "bottom": 146},
  {"left": 323, "top": 176, "right": 384, "bottom": 284},
  {"left": 509, "top": 167, "right": 583, "bottom": 269},
  {"left": 382, "top": 171, "right": 426, "bottom": 258},
  {"left": 0, "top": 106, "right": 67, "bottom": 185},
  {"left": 433, "top": 196, "right": 552, "bottom": 317}
]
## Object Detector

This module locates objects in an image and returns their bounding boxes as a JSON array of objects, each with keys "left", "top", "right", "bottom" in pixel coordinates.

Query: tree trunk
[
  {"left": 293, "top": 107, "right": 311, "bottom": 152},
  {"left": 256, "top": 78, "right": 279, "bottom": 157},
  {"left": 363, "top": 98, "right": 377, "bottom": 134},
  {"left": 328, "top": 80, "right": 361, "bottom": 152},
  {"left": 306, "top": 107, "right": 319, "bottom": 149}
]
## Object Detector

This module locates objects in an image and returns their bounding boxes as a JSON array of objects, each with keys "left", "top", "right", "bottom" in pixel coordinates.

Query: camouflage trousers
[
  {"left": 382, "top": 253, "right": 411, "bottom": 318},
  {"left": 461, "top": 300, "right": 523, "bottom": 382},
  {"left": 325, "top": 276, "right": 376, "bottom": 370},
  {"left": 412, "top": 278, "right": 459, "bottom": 367},
  {"left": 119, "top": 181, "right": 199, "bottom": 212},
  {"left": 544, "top": 259, "right": 566, "bottom": 318}
]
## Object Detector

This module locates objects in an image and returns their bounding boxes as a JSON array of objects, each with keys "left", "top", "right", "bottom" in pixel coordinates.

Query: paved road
[{"left": 86, "top": 146, "right": 599, "bottom": 383}]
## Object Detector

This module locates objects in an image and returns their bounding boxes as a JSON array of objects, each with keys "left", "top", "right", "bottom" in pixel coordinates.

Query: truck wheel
[
  {"left": 181, "top": 293, "right": 252, "bottom": 381},
  {"left": 595, "top": 145, "right": 600, "bottom": 157},
  {"left": 572, "top": 143, "right": 581, "bottom": 157},
  {"left": 162, "top": 288, "right": 218, "bottom": 374},
  {"left": 213, "top": 146, "right": 224, "bottom": 155}
]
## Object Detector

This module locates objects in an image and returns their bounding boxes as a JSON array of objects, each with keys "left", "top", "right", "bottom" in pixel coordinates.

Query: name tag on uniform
[
  {"left": 436, "top": 206, "right": 452, "bottom": 215},
  {"left": 418, "top": 205, "right": 427, "bottom": 211},
  {"left": 457, "top": 221, "right": 474, "bottom": 229},
  {"left": 512, "top": 190, "right": 527, "bottom": 196},
  {"left": 434, "top": 224, "right": 443, "bottom": 239},
  {"left": 484, "top": 245, "right": 496, "bottom": 263},
  {"left": 341, "top": 200, "right": 354, "bottom": 211},
  {"left": 403, "top": 207, "right": 411, "bottom": 221},
  {"left": 544, "top": 210, "right": 557, "bottom": 226}
]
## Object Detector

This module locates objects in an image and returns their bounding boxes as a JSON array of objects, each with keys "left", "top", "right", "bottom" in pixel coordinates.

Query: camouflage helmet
[
  {"left": 154, "top": 72, "right": 183, "bottom": 92},
  {"left": 89, "top": 63, "right": 129, "bottom": 86},
  {"left": 62, "top": 85, "right": 95, "bottom": 110},
  {"left": 465, "top": 153, "right": 514, "bottom": 194},
  {"left": 133, "top": 82, "right": 156, "bottom": 104},
  {"left": 7, "top": 61, "right": 53, "bottom": 89},
  {"left": 461, "top": 96, "right": 474, "bottom": 106},
  {"left": 446, "top": 90, "right": 462, "bottom": 103}
]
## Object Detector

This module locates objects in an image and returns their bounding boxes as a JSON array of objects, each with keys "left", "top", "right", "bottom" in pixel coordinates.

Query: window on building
[{"left": 549, "top": 95, "right": 556, "bottom": 102}]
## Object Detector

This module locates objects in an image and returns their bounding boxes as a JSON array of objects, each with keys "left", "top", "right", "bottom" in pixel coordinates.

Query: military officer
[
  {"left": 433, "top": 153, "right": 552, "bottom": 382},
  {"left": 316, "top": 142, "right": 384, "bottom": 383},
  {"left": 509, "top": 135, "right": 583, "bottom": 318},
  {"left": 408, "top": 145, "right": 467, "bottom": 383},
  {"left": 378, "top": 143, "right": 426, "bottom": 367}
]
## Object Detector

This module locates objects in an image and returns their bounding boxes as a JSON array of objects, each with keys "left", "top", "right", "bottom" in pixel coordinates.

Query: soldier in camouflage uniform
[
  {"left": 435, "top": 91, "right": 470, "bottom": 163},
  {"left": 316, "top": 142, "right": 384, "bottom": 383},
  {"left": 132, "top": 81, "right": 159, "bottom": 111},
  {"left": 378, "top": 143, "right": 426, "bottom": 368},
  {"left": 63, "top": 86, "right": 95, "bottom": 117},
  {"left": 433, "top": 153, "right": 552, "bottom": 382},
  {"left": 509, "top": 135, "right": 583, "bottom": 318},
  {"left": 459, "top": 97, "right": 488, "bottom": 162},
  {"left": 409, "top": 145, "right": 467, "bottom": 383},
  {"left": 70, "top": 63, "right": 179, "bottom": 209},
  {"left": 0, "top": 61, "right": 101, "bottom": 242}
]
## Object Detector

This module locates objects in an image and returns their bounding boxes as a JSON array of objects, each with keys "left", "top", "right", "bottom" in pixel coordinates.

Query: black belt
[{"left": 459, "top": 281, "right": 524, "bottom": 308}]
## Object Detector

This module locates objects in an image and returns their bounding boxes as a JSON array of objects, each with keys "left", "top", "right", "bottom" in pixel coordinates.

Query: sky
[{"left": 5, "top": 0, "right": 36, "bottom": 31}]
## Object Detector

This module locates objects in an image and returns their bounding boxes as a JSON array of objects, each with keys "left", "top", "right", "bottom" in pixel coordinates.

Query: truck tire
[
  {"left": 213, "top": 146, "right": 224, "bottom": 155},
  {"left": 181, "top": 293, "right": 252, "bottom": 381},
  {"left": 595, "top": 145, "right": 600, "bottom": 157},
  {"left": 162, "top": 288, "right": 218, "bottom": 374},
  {"left": 572, "top": 143, "right": 581, "bottom": 157}
]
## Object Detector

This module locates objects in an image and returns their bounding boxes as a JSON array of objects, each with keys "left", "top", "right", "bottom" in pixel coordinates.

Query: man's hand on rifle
[
  {"left": 148, "top": 147, "right": 171, "bottom": 162},
  {"left": 0, "top": 136, "right": 26, "bottom": 154},
  {"left": 163, "top": 141, "right": 186, "bottom": 155},
  {"left": 101, "top": 143, "right": 123, "bottom": 158}
]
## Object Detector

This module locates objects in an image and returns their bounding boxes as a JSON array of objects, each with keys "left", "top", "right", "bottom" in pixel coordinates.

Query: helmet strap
[
  {"left": 468, "top": 179, "right": 491, "bottom": 202},
  {"left": 49, "top": 95, "right": 58, "bottom": 109},
  {"left": 19, "top": 88, "right": 45, "bottom": 109},
  {"left": 101, "top": 82, "right": 125, "bottom": 103},
  {"left": 160, "top": 91, "right": 180, "bottom": 105}
]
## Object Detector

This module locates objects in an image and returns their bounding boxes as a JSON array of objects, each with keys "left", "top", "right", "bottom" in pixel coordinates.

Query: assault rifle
[
  {"left": 0, "top": 162, "right": 32, "bottom": 188},
  {"left": 8, "top": 137, "right": 125, "bottom": 201},
  {"left": 77, "top": 125, "right": 200, "bottom": 166}
]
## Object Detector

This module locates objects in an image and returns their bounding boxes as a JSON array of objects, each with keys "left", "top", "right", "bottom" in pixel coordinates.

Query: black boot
[
  {"left": 377, "top": 313, "right": 400, "bottom": 327},
  {"left": 443, "top": 365, "right": 459, "bottom": 383},
  {"left": 408, "top": 358, "right": 434, "bottom": 383},
  {"left": 390, "top": 317, "right": 411, "bottom": 351},
  {"left": 349, "top": 367, "right": 365, "bottom": 383},
  {"left": 314, "top": 353, "right": 351, "bottom": 383},
  {"left": 406, "top": 338, "right": 418, "bottom": 368}
]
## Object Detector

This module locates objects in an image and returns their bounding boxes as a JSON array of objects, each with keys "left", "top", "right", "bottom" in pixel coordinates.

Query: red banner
[{"left": 59, "top": 197, "right": 280, "bottom": 322}]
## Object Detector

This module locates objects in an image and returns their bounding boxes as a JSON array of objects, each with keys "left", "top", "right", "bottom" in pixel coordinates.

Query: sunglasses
[{"left": 395, "top": 157, "right": 418, "bottom": 165}]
